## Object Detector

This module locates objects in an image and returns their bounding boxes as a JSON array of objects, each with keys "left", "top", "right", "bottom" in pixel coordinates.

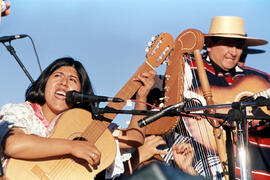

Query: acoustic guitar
[
  {"left": 187, "top": 75, "right": 270, "bottom": 151},
  {"left": 207, "top": 75, "right": 270, "bottom": 116},
  {"left": 209, "top": 75, "right": 270, "bottom": 180},
  {"left": 5, "top": 33, "right": 174, "bottom": 180}
]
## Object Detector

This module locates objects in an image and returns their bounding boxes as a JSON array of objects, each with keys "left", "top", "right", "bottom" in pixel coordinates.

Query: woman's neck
[{"left": 41, "top": 104, "right": 58, "bottom": 122}]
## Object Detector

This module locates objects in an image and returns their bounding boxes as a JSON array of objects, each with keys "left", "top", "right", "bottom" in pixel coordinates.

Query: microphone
[
  {"left": 138, "top": 101, "right": 185, "bottom": 128},
  {"left": 0, "top": 34, "right": 28, "bottom": 43},
  {"left": 66, "top": 90, "right": 124, "bottom": 104}
]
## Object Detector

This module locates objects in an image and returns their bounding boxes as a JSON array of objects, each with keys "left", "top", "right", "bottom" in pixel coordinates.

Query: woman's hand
[{"left": 69, "top": 140, "right": 101, "bottom": 166}]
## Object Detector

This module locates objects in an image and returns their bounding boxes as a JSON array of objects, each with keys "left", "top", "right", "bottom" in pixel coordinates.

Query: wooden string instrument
[
  {"left": 143, "top": 29, "right": 229, "bottom": 179},
  {"left": 5, "top": 33, "right": 174, "bottom": 180},
  {"left": 139, "top": 29, "right": 208, "bottom": 168},
  {"left": 145, "top": 29, "right": 205, "bottom": 135}
]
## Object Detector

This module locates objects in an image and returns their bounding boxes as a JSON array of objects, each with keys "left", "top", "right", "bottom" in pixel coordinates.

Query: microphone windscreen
[{"left": 65, "top": 90, "right": 77, "bottom": 105}]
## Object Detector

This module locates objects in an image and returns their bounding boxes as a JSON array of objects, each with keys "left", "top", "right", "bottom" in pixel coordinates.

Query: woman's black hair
[{"left": 25, "top": 57, "right": 94, "bottom": 109}]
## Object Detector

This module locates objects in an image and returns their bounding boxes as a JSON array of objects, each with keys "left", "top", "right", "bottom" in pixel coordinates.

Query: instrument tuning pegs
[
  {"left": 163, "top": 59, "right": 168, "bottom": 65},
  {"left": 145, "top": 47, "right": 149, "bottom": 53},
  {"left": 165, "top": 75, "right": 171, "bottom": 80},
  {"left": 151, "top": 35, "right": 159, "bottom": 41}
]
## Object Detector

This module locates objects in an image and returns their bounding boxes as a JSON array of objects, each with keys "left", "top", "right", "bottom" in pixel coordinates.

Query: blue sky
[{"left": 1, "top": 0, "right": 270, "bottom": 127}]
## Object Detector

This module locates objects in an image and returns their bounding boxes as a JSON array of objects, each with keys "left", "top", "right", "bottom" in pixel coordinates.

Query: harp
[{"left": 145, "top": 29, "right": 229, "bottom": 180}]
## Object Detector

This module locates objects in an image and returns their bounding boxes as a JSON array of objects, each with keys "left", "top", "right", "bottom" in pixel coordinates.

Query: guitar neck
[
  {"left": 99, "top": 32, "right": 174, "bottom": 126},
  {"left": 102, "top": 63, "right": 153, "bottom": 122}
]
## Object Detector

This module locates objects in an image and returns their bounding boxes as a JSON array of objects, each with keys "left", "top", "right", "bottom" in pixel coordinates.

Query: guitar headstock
[{"left": 145, "top": 32, "right": 175, "bottom": 69}]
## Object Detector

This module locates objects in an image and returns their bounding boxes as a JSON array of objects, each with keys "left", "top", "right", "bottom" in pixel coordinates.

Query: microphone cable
[{"left": 25, "top": 35, "right": 42, "bottom": 73}]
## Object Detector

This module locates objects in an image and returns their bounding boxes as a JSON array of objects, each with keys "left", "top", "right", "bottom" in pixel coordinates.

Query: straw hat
[{"left": 204, "top": 16, "right": 268, "bottom": 46}]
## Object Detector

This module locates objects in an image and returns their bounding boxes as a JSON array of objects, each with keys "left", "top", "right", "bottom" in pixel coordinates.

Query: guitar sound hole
[{"left": 73, "top": 137, "right": 87, "bottom": 141}]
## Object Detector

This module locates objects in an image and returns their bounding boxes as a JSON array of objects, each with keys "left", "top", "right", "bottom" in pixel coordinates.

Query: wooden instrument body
[
  {"left": 188, "top": 75, "right": 270, "bottom": 148},
  {"left": 146, "top": 29, "right": 204, "bottom": 135},
  {"left": 6, "top": 109, "right": 116, "bottom": 180},
  {"left": 210, "top": 75, "right": 270, "bottom": 115},
  {"left": 143, "top": 29, "right": 230, "bottom": 179}
]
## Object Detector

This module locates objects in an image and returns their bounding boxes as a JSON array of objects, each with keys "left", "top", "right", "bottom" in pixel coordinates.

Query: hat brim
[{"left": 204, "top": 34, "right": 268, "bottom": 46}]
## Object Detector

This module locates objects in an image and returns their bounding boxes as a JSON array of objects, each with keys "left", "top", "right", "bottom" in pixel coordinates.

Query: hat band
[{"left": 207, "top": 32, "right": 247, "bottom": 37}]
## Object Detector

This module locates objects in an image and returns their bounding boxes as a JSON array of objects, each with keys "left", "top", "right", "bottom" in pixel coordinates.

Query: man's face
[{"left": 207, "top": 38, "right": 244, "bottom": 71}]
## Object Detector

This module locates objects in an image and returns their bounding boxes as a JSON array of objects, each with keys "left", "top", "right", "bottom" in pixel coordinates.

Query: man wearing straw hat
[
  {"left": 128, "top": 16, "right": 270, "bottom": 180},
  {"left": 183, "top": 16, "right": 270, "bottom": 179}
]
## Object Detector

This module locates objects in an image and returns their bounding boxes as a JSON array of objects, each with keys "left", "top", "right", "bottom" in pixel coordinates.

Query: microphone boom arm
[{"left": 2, "top": 42, "right": 34, "bottom": 83}]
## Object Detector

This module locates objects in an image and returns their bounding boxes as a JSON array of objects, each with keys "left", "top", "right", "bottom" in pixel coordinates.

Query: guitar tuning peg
[
  {"left": 159, "top": 96, "right": 168, "bottom": 102},
  {"left": 163, "top": 60, "right": 168, "bottom": 64},
  {"left": 165, "top": 75, "right": 171, "bottom": 80},
  {"left": 151, "top": 36, "right": 156, "bottom": 41},
  {"left": 147, "top": 41, "right": 153, "bottom": 47},
  {"left": 164, "top": 87, "right": 169, "bottom": 92},
  {"left": 158, "top": 56, "right": 162, "bottom": 61},
  {"left": 145, "top": 47, "right": 149, "bottom": 53},
  {"left": 158, "top": 102, "right": 165, "bottom": 108},
  {"left": 151, "top": 49, "right": 156, "bottom": 56}
]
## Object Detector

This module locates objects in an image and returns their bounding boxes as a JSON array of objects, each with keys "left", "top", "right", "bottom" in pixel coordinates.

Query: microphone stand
[
  {"left": 227, "top": 102, "right": 252, "bottom": 180},
  {"left": 92, "top": 106, "right": 157, "bottom": 117},
  {"left": 2, "top": 42, "right": 34, "bottom": 83},
  {"left": 93, "top": 98, "right": 269, "bottom": 180}
]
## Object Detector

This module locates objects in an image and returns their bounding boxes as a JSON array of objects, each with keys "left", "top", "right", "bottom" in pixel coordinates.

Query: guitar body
[
  {"left": 5, "top": 109, "right": 117, "bottom": 180},
  {"left": 209, "top": 75, "right": 270, "bottom": 115},
  {"left": 187, "top": 75, "right": 270, "bottom": 151}
]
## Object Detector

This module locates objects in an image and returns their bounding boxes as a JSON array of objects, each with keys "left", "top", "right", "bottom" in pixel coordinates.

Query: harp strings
[{"left": 171, "top": 54, "right": 220, "bottom": 178}]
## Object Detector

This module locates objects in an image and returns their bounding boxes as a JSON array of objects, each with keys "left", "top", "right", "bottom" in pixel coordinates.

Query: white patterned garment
[
  {"left": 105, "top": 123, "right": 132, "bottom": 179},
  {"left": 0, "top": 102, "right": 131, "bottom": 179},
  {"left": 0, "top": 101, "right": 54, "bottom": 137}
]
